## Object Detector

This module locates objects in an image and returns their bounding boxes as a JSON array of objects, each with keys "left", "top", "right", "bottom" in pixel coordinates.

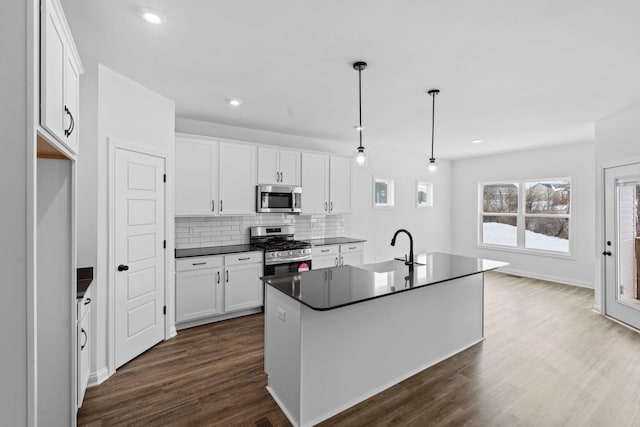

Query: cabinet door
[
  {"left": 41, "top": 0, "right": 66, "bottom": 141},
  {"left": 176, "top": 268, "right": 224, "bottom": 322},
  {"left": 313, "top": 255, "right": 340, "bottom": 269},
  {"left": 224, "top": 263, "right": 263, "bottom": 312},
  {"left": 341, "top": 252, "right": 363, "bottom": 266},
  {"left": 329, "top": 156, "right": 352, "bottom": 214},
  {"left": 78, "top": 304, "right": 90, "bottom": 407},
  {"left": 302, "top": 152, "right": 330, "bottom": 214},
  {"left": 175, "top": 137, "right": 218, "bottom": 216},
  {"left": 219, "top": 142, "right": 257, "bottom": 215},
  {"left": 63, "top": 54, "right": 80, "bottom": 153},
  {"left": 257, "top": 146, "right": 279, "bottom": 184},
  {"left": 278, "top": 149, "right": 301, "bottom": 186}
]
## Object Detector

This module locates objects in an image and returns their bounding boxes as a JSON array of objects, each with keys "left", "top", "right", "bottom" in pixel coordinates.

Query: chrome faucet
[{"left": 391, "top": 229, "right": 414, "bottom": 270}]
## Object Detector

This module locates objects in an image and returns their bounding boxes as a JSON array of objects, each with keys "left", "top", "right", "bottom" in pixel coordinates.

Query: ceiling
[{"left": 61, "top": 0, "right": 640, "bottom": 159}]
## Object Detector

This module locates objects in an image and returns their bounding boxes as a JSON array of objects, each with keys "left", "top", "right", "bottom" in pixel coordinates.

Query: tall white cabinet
[
  {"left": 175, "top": 135, "right": 257, "bottom": 216},
  {"left": 301, "top": 153, "right": 352, "bottom": 214}
]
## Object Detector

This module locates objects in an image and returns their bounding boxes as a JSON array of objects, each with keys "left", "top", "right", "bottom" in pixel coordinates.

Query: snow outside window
[{"left": 480, "top": 179, "right": 571, "bottom": 254}]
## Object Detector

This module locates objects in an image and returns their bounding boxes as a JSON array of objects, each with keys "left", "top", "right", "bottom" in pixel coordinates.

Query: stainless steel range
[{"left": 250, "top": 225, "right": 312, "bottom": 275}]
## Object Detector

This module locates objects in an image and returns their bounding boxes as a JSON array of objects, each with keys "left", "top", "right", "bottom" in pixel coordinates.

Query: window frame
[{"left": 477, "top": 177, "right": 573, "bottom": 258}]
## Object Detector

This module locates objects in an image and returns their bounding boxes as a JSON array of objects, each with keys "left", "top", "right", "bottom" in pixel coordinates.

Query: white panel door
[
  {"left": 114, "top": 148, "right": 165, "bottom": 368},
  {"left": 175, "top": 137, "right": 218, "bottom": 215},
  {"left": 257, "top": 146, "right": 279, "bottom": 184},
  {"left": 218, "top": 142, "right": 256, "bottom": 215},
  {"left": 176, "top": 268, "right": 223, "bottom": 322},
  {"left": 302, "top": 152, "right": 329, "bottom": 214},
  {"left": 41, "top": 0, "right": 65, "bottom": 140},
  {"left": 329, "top": 156, "right": 352, "bottom": 214},
  {"left": 279, "top": 149, "right": 301, "bottom": 186},
  {"left": 604, "top": 162, "right": 640, "bottom": 330},
  {"left": 224, "top": 264, "right": 263, "bottom": 312}
]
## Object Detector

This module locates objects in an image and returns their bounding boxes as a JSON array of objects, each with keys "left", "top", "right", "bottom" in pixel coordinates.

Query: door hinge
[
  {"left": 163, "top": 306, "right": 166, "bottom": 315},
  {"left": 163, "top": 240, "right": 166, "bottom": 249},
  {"left": 163, "top": 174, "right": 166, "bottom": 183}
]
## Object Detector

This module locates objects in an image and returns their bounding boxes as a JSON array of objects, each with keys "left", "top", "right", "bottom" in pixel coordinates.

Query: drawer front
[
  {"left": 312, "top": 245, "right": 339, "bottom": 257},
  {"left": 340, "top": 242, "right": 364, "bottom": 254},
  {"left": 224, "top": 251, "right": 263, "bottom": 266},
  {"left": 176, "top": 255, "right": 224, "bottom": 272},
  {"left": 77, "top": 285, "right": 92, "bottom": 320}
]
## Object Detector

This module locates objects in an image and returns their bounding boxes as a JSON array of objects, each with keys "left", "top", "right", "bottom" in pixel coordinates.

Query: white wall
[
  {"left": 594, "top": 104, "right": 640, "bottom": 311},
  {"left": 0, "top": 0, "right": 35, "bottom": 424},
  {"left": 176, "top": 118, "right": 454, "bottom": 263},
  {"left": 78, "top": 65, "right": 175, "bottom": 382},
  {"left": 451, "top": 142, "right": 596, "bottom": 288}
]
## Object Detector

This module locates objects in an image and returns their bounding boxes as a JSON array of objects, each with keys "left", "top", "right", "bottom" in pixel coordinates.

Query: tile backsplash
[{"left": 175, "top": 214, "right": 345, "bottom": 249}]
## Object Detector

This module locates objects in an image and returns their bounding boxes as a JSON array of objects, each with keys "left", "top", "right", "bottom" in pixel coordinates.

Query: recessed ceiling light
[
  {"left": 140, "top": 9, "right": 166, "bottom": 25},
  {"left": 472, "top": 139, "right": 482, "bottom": 144},
  {"left": 228, "top": 99, "right": 242, "bottom": 107}
]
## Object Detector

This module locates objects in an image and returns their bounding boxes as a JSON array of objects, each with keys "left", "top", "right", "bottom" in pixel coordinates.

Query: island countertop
[{"left": 260, "top": 252, "right": 507, "bottom": 311}]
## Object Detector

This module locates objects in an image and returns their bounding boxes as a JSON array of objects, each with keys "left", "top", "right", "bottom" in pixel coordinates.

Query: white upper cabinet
[
  {"left": 175, "top": 136, "right": 256, "bottom": 216},
  {"left": 329, "top": 156, "right": 352, "bottom": 214},
  {"left": 301, "top": 152, "right": 330, "bottom": 214},
  {"left": 40, "top": 0, "right": 83, "bottom": 156},
  {"left": 218, "top": 141, "right": 257, "bottom": 215},
  {"left": 258, "top": 146, "right": 301, "bottom": 186},
  {"left": 175, "top": 136, "right": 219, "bottom": 216}
]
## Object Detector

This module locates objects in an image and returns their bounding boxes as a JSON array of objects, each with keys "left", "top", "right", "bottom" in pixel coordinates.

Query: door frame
[
  {"left": 107, "top": 138, "right": 174, "bottom": 375},
  {"left": 600, "top": 156, "right": 640, "bottom": 319}
]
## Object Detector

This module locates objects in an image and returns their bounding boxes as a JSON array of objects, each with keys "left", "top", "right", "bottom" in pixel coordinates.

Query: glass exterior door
[{"left": 604, "top": 163, "right": 640, "bottom": 329}]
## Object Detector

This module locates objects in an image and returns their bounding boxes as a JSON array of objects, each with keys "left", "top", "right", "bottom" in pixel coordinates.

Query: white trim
[
  {"left": 497, "top": 267, "right": 594, "bottom": 289},
  {"left": 107, "top": 138, "right": 171, "bottom": 375},
  {"left": 476, "top": 243, "right": 576, "bottom": 260},
  {"left": 87, "top": 367, "right": 110, "bottom": 387},
  {"left": 175, "top": 308, "right": 262, "bottom": 331}
]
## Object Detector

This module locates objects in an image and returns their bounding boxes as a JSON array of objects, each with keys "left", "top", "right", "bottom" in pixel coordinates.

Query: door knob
[
  {"left": 118, "top": 264, "right": 129, "bottom": 271},
  {"left": 602, "top": 251, "right": 612, "bottom": 256}
]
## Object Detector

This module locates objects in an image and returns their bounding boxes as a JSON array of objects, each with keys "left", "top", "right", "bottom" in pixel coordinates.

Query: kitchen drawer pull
[
  {"left": 324, "top": 201, "right": 328, "bottom": 212},
  {"left": 226, "top": 270, "right": 229, "bottom": 282},
  {"left": 81, "top": 328, "right": 88, "bottom": 350},
  {"left": 320, "top": 249, "right": 330, "bottom": 253},
  {"left": 84, "top": 298, "right": 91, "bottom": 306},
  {"left": 192, "top": 262, "right": 207, "bottom": 266},
  {"left": 348, "top": 246, "right": 357, "bottom": 250},
  {"left": 237, "top": 257, "right": 251, "bottom": 261}
]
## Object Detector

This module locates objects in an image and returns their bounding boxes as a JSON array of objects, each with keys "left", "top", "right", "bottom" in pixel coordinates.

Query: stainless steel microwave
[{"left": 256, "top": 185, "right": 302, "bottom": 213}]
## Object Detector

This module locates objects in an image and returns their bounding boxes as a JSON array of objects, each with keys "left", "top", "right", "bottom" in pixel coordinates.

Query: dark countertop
[
  {"left": 175, "top": 244, "right": 260, "bottom": 259},
  {"left": 261, "top": 252, "right": 507, "bottom": 311},
  {"left": 77, "top": 267, "right": 94, "bottom": 299},
  {"left": 303, "top": 237, "right": 366, "bottom": 246}
]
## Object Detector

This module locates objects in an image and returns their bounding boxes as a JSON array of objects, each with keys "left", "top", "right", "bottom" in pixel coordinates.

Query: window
[
  {"left": 479, "top": 179, "right": 571, "bottom": 254},
  {"left": 373, "top": 178, "right": 395, "bottom": 208}
]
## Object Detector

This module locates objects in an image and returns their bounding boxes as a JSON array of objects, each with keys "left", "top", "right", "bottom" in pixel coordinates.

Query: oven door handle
[{"left": 265, "top": 255, "right": 313, "bottom": 265}]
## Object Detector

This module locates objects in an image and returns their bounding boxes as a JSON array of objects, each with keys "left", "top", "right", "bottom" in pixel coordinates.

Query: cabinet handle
[
  {"left": 324, "top": 201, "right": 328, "bottom": 212},
  {"left": 64, "top": 105, "right": 75, "bottom": 137},
  {"left": 330, "top": 201, "right": 333, "bottom": 212},
  {"left": 320, "top": 249, "right": 330, "bottom": 253},
  {"left": 192, "top": 262, "right": 206, "bottom": 266},
  {"left": 276, "top": 171, "right": 280, "bottom": 182},
  {"left": 348, "top": 246, "right": 357, "bottom": 250},
  {"left": 280, "top": 171, "right": 284, "bottom": 182},
  {"left": 226, "top": 270, "right": 229, "bottom": 283},
  {"left": 84, "top": 298, "right": 91, "bottom": 306},
  {"left": 217, "top": 271, "right": 220, "bottom": 283},
  {"left": 335, "top": 257, "right": 338, "bottom": 266},
  {"left": 211, "top": 200, "right": 215, "bottom": 212},
  {"left": 81, "top": 328, "right": 88, "bottom": 350},
  {"left": 237, "top": 257, "right": 251, "bottom": 261},
  {"left": 340, "top": 256, "right": 344, "bottom": 266},
  {"left": 220, "top": 200, "right": 223, "bottom": 212}
]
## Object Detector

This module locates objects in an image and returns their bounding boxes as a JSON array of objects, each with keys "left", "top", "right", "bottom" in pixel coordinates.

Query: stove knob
[
  {"left": 275, "top": 252, "right": 281, "bottom": 258},
  {"left": 289, "top": 251, "right": 293, "bottom": 256}
]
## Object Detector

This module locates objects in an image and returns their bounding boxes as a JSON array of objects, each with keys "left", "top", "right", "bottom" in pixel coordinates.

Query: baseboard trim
[
  {"left": 496, "top": 267, "right": 594, "bottom": 289},
  {"left": 175, "top": 307, "right": 263, "bottom": 331},
  {"left": 88, "top": 366, "right": 110, "bottom": 388}
]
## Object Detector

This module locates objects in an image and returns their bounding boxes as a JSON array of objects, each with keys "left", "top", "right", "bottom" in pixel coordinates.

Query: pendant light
[
  {"left": 427, "top": 89, "right": 440, "bottom": 172},
  {"left": 353, "top": 61, "right": 368, "bottom": 167}
]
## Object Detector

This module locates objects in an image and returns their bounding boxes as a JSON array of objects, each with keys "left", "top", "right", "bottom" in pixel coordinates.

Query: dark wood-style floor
[{"left": 78, "top": 272, "right": 640, "bottom": 426}]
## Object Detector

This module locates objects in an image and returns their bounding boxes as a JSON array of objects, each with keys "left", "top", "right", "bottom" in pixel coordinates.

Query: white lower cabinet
[
  {"left": 175, "top": 251, "right": 263, "bottom": 328},
  {"left": 312, "top": 242, "right": 364, "bottom": 269}
]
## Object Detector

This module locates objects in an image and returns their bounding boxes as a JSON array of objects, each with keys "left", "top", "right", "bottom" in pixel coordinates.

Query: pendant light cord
[
  {"left": 428, "top": 89, "right": 439, "bottom": 161},
  {"left": 358, "top": 67, "right": 363, "bottom": 150}
]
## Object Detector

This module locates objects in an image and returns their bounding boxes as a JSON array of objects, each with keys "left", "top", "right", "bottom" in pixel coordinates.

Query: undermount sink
[{"left": 356, "top": 259, "right": 424, "bottom": 274}]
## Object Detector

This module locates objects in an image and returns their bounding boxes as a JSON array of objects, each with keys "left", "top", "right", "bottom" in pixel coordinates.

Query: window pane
[
  {"left": 482, "top": 216, "right": 517, "bottom": 246},
  {"left": 375, "top": 182, "right": 388, "bottom": 204},
  {"left": 525, "top": 217, "right": 569, "bottom": 252},
  {"left": 525, "top": 180, "right": 570, "bottom": 214},
  {"left": 483, "top": 183, "right": 519, "bottom": 213}
]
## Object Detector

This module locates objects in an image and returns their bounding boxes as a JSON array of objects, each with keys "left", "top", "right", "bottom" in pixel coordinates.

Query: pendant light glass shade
[
  {"left": 427, "top": 89, "right": 440, "bottom": 173},
  {"left": 353, "top": 61, "right": 367, "bottom": 167}
]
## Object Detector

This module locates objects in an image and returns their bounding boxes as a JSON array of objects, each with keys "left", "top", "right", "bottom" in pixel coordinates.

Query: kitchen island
[{"left": 261, "top": 252, "right": 507, "bottom": 427}]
